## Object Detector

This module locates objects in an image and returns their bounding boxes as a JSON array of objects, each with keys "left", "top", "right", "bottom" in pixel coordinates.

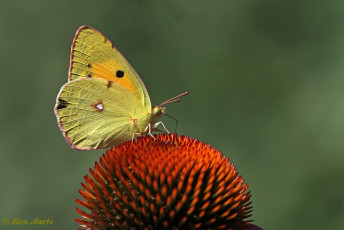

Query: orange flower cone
[{"left": 76, "top": 134, "right": 260, "bottom": 230}]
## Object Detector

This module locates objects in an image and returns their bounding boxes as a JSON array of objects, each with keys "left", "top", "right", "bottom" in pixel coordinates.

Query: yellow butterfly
[{"left": 54, "top": 26, "right": 187, "bottom": 150}]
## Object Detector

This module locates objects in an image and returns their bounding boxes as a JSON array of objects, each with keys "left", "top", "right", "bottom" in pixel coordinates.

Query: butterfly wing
[
  {"left": 55, "top": 78, "right": 150, "bottom": 150},
  {"left": 69, "top": 26, "right": 151, "bottom": 110}
]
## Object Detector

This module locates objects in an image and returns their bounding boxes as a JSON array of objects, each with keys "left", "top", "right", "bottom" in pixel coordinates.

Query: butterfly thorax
[{"left": 131, "top": 106, "right": 165, "bottom": 135}]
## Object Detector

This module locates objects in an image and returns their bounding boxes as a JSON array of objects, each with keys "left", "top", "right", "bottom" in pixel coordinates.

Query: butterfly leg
[
  {"left": 153, "top": 121, "right": 170, "bottom": 134},
  {"left": 132, "top": 132, "right": 142, "bottom": 141},
  {"left": 144, "top": 122, "right": 170, "bottom": 141},
  {"left": 147, "top": 123, "right": 157, "bottom": 140}
]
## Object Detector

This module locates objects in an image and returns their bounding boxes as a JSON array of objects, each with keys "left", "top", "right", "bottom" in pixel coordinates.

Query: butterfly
[{"left": 54, "top": 26, "right": 188, "bottom": 150}]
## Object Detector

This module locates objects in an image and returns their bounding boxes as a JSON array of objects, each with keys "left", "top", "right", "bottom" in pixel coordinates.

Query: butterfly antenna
[
  {"left": 159, "top": 92, "right": 189, "bottom": 106},
  {"left": 164, "top": 113, "right": 178, "bottom": 133}
]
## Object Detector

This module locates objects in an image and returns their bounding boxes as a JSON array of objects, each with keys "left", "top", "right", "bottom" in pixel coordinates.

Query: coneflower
[{"left": 76, "top": 134, "right": 261, "bottom": 230}]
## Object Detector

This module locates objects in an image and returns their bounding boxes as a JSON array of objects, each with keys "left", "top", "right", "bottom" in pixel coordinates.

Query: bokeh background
[{"left": 1, "top": 0, "right": 344, "bottom": 229}]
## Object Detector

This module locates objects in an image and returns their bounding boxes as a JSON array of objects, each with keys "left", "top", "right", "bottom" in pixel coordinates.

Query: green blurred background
[{"left": 1, "top": 0, "right": 344, "bottom": 229}]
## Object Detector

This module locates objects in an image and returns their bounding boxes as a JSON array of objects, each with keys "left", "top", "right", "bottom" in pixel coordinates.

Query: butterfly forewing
[{"left": 69, "top": 26, "right": 151, "bottom": 109}]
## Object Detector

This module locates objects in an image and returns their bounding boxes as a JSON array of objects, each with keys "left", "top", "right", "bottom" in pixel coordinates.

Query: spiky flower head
[{"left": 76, "top": 134, "right": 257, "bottom": 230}]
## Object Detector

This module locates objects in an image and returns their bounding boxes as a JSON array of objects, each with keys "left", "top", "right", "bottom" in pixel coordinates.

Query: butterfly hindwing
[{"left": 55, "top": 78, "right": 150, "bottom": 150}]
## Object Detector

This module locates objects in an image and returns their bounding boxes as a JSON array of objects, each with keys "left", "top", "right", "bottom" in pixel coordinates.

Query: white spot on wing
[
  {"left": 96, "top": 103, "right": 103, "bottom": 111},
  {"left": 92, "top": 100, "right": 104, "bottom": 112}
]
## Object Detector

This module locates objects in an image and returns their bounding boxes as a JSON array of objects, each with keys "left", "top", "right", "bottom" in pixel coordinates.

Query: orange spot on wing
[{"left": 89, "top": 63, "right": 139, "bottom": 97}]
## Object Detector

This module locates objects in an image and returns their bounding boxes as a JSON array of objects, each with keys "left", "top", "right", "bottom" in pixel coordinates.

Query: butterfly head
[{"left": 151, "top": 106, "right": 166, "bottom": 119}]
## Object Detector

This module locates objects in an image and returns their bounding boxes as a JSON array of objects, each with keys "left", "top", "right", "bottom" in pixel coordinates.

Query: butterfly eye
[
  {"left": 87, "top": 63, "right": 92, "bottom": 68},
  {"left": 116, "top": 70, "right": 124, "bottom": 78}
]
